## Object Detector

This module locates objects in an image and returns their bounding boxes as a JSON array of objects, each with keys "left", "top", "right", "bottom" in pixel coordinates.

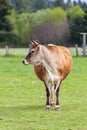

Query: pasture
[{"left": 0, "top": 48, "right": 87, "bottom": 130}]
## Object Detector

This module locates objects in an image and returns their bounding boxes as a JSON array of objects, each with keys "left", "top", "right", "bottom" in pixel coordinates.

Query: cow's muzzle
[{"left": 22, "top": 59, "right": 29, "bottom": 65}]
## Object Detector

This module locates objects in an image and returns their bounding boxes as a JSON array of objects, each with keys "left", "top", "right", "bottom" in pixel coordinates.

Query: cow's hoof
[
  {"left": 55, "top": 105, "right": 60, "bottom": 111},
  {"left": 46, "top": 105, "right": 50, "bottom": 110}
]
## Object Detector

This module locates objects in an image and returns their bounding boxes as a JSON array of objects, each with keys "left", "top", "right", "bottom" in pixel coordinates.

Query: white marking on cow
[{"left": 23, "top": 59, "right": 29, "bottom": 65}]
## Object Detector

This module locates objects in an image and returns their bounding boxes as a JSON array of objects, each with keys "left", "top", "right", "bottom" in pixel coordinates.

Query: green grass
[{"left": 0, "top": 52, "right": 87, "bottom": 130}]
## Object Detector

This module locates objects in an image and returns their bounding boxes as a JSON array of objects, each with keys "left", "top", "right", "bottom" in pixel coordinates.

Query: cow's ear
[{"left": 31, "top": 40, "right": 39, "bottom": 48}]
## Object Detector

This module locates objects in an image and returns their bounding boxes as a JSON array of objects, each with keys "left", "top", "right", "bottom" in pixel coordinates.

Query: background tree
[
  {"left": 46, "top": 0, "right": 54, "bottom": 8},
  {"left": 10, "top": 0, "right": 87, "bottom": 13},
  {"left": 10, "top": 0, "right": 47, "bottom": 13},
  {"left": 67, "top": 6, "right": 84, "bottom": 23},
  {"left": 67, "top": 6, "right": 86, "bottom": 46},
  {"left": 0, "top": 0, "right": 87, "bottom": 47},
  {"left": 31, "top": 7, "right": 69, "bottom": 45},
  {"left": 0, "top": 0, "right": 13, "bottom": 31},
  {"left": 73, "top": 0, "right": 77, "bottom": 6},
  {"left": 73, "top": 0, "right": 87, "bottom": 10},
  {"left": 10, "top": 0, "right": 67, "bottom": 13},
  {"left": 0, "top": 0, "right": 14, "bottom": 45},
  {"left": 70, "top": 16, "right": 83, "bottom": 45},
  {"left": 31, "top": 0, "right": 47, "bottom": 12},
  {"left": 66, "top": 0, "right": 73, "bottom": 9},
  {"left": 83, "top": 9, "right": 87, "bottom": 32},
  {"left": 10, "top": 0, "right": 32, "bottom": 13},
  {"left": 53, "top": 0, "right": 65, "bottom": 9},
  {"left": 70, "top": 10, "right": 87, "bottom": 46}
]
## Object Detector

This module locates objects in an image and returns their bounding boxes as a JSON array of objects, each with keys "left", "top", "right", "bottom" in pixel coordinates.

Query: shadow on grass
[{"left": 0, "top": 104, "right": 45, "bottom": 112}]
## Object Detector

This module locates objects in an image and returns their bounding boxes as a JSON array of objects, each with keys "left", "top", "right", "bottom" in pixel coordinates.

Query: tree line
[
  {"left": 0, "top": 0, "right": 87, "bottom": 47},
  {"left": 10, "top": 0, "right": 87, "bottom": 13}
]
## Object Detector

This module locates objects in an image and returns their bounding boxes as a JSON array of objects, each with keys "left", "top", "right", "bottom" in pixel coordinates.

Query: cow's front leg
[
  {"left": 49, "top": 85, "right": 54, "bottom": 106},
  {"left": 55, "top": 82, "right": 61, "bottom": 110},
  {"left": 44, "top": 82, "right": 50, "bottom": 110}
]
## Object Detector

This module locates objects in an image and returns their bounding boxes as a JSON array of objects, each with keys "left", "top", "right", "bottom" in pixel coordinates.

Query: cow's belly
[{"left": 34, "top": 65, "right": 60, "bottom": 84}]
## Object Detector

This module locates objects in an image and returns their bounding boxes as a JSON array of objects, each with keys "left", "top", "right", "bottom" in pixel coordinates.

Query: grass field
[{"left": 0, "top": 49, "right": 87, "bottom": 130}]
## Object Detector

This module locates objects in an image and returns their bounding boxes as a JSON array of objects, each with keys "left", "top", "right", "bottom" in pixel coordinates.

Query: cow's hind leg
[
  {"left": 55, "top": 81, "right": 61, "bottom": 111},
  {"left": 44, "top": 82, "right": 50, "bottom": 110}
]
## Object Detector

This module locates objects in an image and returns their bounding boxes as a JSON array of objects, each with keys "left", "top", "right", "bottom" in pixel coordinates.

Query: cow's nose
[
  {"left": 22, "top": 60, "right": 25, "bottom": 64},
  {"left": 22, "top": 59, "right": 29, "bottom": 65}
]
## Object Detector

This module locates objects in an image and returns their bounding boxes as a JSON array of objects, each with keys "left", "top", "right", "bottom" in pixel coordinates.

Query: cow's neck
[
  {"left": 42, "top": 59, "right": 59, "bottom": 82},
  {"left": 41, "top": 46, "right": 54, "bottom": 71},
  {"left": 40, "top": 46, "right": 59, "bottom": 80}
]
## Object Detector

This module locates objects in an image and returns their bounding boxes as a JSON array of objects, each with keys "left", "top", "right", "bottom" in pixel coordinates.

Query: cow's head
[{"left": 22, "top": 40, "right": 41, "bottom": 65}]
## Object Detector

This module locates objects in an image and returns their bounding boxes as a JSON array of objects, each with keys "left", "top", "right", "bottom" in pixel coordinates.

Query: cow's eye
[{"left": 31, "top": 50, "right": 34, "bottom": 54}]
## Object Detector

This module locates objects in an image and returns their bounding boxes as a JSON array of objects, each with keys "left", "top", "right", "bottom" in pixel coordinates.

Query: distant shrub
[{"left": 0, "top": 31, "right": 19, "bottom": 47}]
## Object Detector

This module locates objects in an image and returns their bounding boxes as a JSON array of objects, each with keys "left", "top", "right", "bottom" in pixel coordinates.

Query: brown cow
[{"left": 23, "top": 40, "right": 72, "bottom": 110}]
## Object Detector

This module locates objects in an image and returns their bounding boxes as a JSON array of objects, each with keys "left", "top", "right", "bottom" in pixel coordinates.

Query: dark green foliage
[
  {"left": 31, "top": 0, "right": 47, "bottom": 12},
  {"left": 10, "top": 0, "right": 32, "bottom": 13},
  {"left": 10, "top": 0, "right": 87, "bottom": 13},
  {"left": 53, "top": 0, "right": 65, "bottom": 9},
  {"left": 70, "top": 16, "right": 83, "bottom": 45},
  {"left": 10, "top": 0, "right": 47, "bottom": 13},
  {"left": 66, "top": 0, "right": 73, "bottom": 9},
  {"left": 0, "top": 0, "right": 13, "bottom": 31},
  {"left": 83, "top": 9, "right": 87, "bottom": 32},
  {"left": 69, "top": 9, "right": 87, "bottom": 46},
  {"left": 0, "top": 31, "right": 18, "bottom": 47},
  {"left": 0, "top": 0, "right": 14, "bottom": 46}
]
